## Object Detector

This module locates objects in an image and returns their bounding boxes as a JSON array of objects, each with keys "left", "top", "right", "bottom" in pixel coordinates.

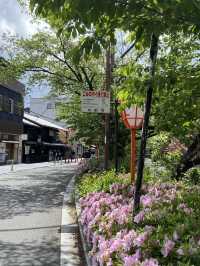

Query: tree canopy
[
  {"left": 0, "top": 31, "right": 104, "bottom": 95},
  {"left": 23, "top": 0, "right": 200, "bottom": 58},
  {"left": 0, "top": 30, "right": 107, "bottom": 146},
  {"left": 115, "top": 32, "right": 200, "bottom": 143}
]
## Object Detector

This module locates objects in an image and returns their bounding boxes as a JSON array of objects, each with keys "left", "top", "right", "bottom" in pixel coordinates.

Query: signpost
[
  {"left": 81, "top": 89, "right": 111, "bottom": 170},
  {"left": 81, "top": 90, "right": 110, "bottom": 114}
]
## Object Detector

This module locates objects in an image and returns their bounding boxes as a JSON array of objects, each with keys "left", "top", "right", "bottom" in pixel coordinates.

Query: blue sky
[{"left": 0, "top": 0, "right": 49, "bottom": 105}]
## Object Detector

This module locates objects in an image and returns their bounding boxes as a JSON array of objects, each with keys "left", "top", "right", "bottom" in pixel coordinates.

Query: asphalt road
[{"left": 0, "top": 164, "right": 78, "bottom": 266}]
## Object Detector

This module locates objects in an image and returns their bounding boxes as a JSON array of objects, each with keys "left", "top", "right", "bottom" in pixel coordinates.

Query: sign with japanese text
[{"left": 81, "top": 90, "right": 110, "bottom": 113}]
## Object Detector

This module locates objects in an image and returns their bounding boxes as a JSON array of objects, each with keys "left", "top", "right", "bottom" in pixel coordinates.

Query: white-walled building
[
  {"left": 29, "top": 96, "right": 70, "bottom": 128},
  {"left": 30, "top": 98, "right": 57, "bottom": 120}
]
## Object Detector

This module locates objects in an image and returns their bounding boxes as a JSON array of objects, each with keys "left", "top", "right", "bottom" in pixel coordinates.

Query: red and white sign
[{"left": 81, "top": 90, "right": 110, "bottom": 113}]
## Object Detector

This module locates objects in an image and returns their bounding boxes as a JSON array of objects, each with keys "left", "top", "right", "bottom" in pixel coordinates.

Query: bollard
[{"left": 11, "top": 160, "right": 14, "bottom": 171}]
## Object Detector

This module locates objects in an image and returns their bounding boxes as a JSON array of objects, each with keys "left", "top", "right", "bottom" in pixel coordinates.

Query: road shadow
[
  {"left": 0, "top": 236, "right": 59, "bottom": 266},
  {"left": 0, "top": 168, "right": 74, "bottom": 220}
]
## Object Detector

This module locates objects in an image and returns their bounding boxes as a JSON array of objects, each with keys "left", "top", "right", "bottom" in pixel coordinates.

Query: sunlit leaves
[{"left": 24, "top": 0, "right": 200, "bottom": 59}]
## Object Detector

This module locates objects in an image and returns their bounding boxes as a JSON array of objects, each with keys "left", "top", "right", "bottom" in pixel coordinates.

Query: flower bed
[{"left": 79, "top": 181, "right": 200, "bottom": 265}]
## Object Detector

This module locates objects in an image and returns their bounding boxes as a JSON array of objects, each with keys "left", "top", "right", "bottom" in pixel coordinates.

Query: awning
[
  {"left": 23, "top": 141, "right": 38, "bottom": 145},
  {"left": 23, "top": 141, "right": 68, "bottom": 147},
  {"left": 2, "top": 140, "right": 19, "bottom": 144},
  {"left": 42, "top": 142, "right": 68, "bottom": 147}
]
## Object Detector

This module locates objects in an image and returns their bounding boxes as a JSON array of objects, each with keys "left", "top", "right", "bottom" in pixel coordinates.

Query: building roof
[
  {"left": 23, "top": 118, "right": 40, "bottom": 128},
  {"left": 24, "top": 113, "right": 67, "bottom": 131},
  {"left": 1, "top": 80, "right": 25, "bottom": 96}
]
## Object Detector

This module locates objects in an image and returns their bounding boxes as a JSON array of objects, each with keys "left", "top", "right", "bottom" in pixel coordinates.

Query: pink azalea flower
[
  {"left": 142, "top": 258, "right": 159, "bottom": 266},
  {"left": 177, "top": 248, "right": 184, "bottom": 256},
  {"left": 123, "top": 230, "right": 137, "bottom": 251},
  {"left": 178, "top": 203, "right": 193, "bottom": 215},
  {"left": 109, "top": 238, "right": 123, "bottom": 253},
  {"left": 134, "top": 232, "right": 148, "bottom": 247},
  {"left": 161, "top": 239, "right": 175, "bottom": 257},
  {"left": 123, "top": 249, "right": 141, "bottom": 266},
  {"left": 140, "top": 195, "right": 154, "bottom": 207},
  {"left": 134, "top": 210, "right": 145, "bottom": 224},
  {"left": 173, "top": 231, "right": 179, "bottom": 241}
]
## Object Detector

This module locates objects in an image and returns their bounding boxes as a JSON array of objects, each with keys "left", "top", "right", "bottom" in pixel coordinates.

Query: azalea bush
[{"left": 79, "top": 181, "right": 200, "bottom": 265}]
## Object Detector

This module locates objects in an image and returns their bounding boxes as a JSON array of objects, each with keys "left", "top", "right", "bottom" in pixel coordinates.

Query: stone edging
[
  {"left": 75, "top": 192, "right": 92, "bottom": 266},
  {"left": 60, "top": 174, "right": 81, "bottom": 266},
  {"left": 74, "top": 159, "right": 92, "bottom": 266},
  {"left": 60, "top": 160, "right": 91, "bottom": 266}
]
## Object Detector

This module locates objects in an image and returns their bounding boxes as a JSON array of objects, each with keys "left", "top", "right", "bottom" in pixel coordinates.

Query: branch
[
  {"left": 135, "top": 49, "right": 146, "bottom": 61},
  {"left": 58, "top": 36, "right": 84, "bottom": 82},
  {"left": 80, "top": 66, "right": 94, "bottom": 89},
  {"left": 24, "top": 66, "right": 78, "bottom": 83}
]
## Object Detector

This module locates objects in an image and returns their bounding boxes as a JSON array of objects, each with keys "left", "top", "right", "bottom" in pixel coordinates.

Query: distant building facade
[
  {"left": 22, "top": 112, "right": 70, "bottom": 163},
  {"left": 30, "top": 97, "right": 57, "bottom": 120},
  {"left": 30, "top": 96, "right": 70, "bottom": 127},
  {"left": 0, "top": 81, "right": 25, "bottom": 164},
  {"left": 29, "top": 96, "right": 84, "bottom": 160}
]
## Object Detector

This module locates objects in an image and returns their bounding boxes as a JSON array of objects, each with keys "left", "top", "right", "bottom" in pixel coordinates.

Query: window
[
  {"left": 47, "top": 103, "right": 53, "bottom": 109},
  {"left": 8, "top": 98, "right": 14, "bottom": 114}
]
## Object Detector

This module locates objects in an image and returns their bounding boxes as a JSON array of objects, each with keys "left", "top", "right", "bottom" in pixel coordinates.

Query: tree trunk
[
  {"left": 134, "top": 33, "right": 159, "bottom": 212},
  {"left": 174, "top": 134, "right": 200, "bottom": 179}
]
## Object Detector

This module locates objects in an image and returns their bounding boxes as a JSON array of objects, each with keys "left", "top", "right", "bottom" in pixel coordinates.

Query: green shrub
[
  {"left": 143, "top": 161, "right": 172, "bottom": 184},
  {"left": 184, "top": 167, "right": 200, "bottom": 185},
  {"left": 87, "top": 156, "right": 103, "bottom": 171},
  {"left": 148, "top": 132, "right": 182, "bottom": 174},
  {"left": 77, "top": 170, "right": 130, "bottom": 197}
]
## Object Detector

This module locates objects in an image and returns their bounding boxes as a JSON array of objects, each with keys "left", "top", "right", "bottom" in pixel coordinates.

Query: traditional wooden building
[
  {"left": 22, "top": 112, "right": 70, "bottom": 163},
  {"left": 0, "top": 81, "right": 25, "bottom": 164}
]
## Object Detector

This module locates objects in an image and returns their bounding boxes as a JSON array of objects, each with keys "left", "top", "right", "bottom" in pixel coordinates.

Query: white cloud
[
  {"left": 0, "top": 0, "right": 46, "bottom": 37},
  {"left": 0, "top": 0, "right": 50, "bottom": 101}
]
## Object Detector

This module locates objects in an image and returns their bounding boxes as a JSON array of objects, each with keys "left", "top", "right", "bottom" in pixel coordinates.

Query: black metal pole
[
  {"left": 114, "top": 100, "right": 119, "bottom": 173},
  {"left": 104, "top": 49, "right": 111, "bottom": 170},
  {"left": 134, "top": 33, "right": 159, "bottom": 212}
]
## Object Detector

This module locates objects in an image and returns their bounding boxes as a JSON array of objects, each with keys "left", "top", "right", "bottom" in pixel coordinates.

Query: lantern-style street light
[{"left": 121, "top": 106, "right": 144, "bottom": 182}]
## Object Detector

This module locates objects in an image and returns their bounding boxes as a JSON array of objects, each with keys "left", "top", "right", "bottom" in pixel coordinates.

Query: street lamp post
[{"left": 121, "top": 106, "right": 143, "bottom": 182}]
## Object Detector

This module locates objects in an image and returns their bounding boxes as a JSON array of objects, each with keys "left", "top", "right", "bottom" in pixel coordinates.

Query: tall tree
[
  {"left": 0, "top": 31, "right": 104, "bottom": 96},
  {"left": 0, "top": 31, "right": 106, "bottom": 150},
  {"left": 21, "top": 0, "right": 200, "bottom": 208}
]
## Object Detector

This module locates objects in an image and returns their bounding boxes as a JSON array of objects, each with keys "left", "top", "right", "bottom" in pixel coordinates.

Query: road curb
[
  {"left": 60, "top": 173, "right": 81, "bottom": 266},
  {"left": 60, "top": 160, "right": 89, "bottom": 266},
  {"left": 75, "top": 192, "right": 92, "bottom": 266}
]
